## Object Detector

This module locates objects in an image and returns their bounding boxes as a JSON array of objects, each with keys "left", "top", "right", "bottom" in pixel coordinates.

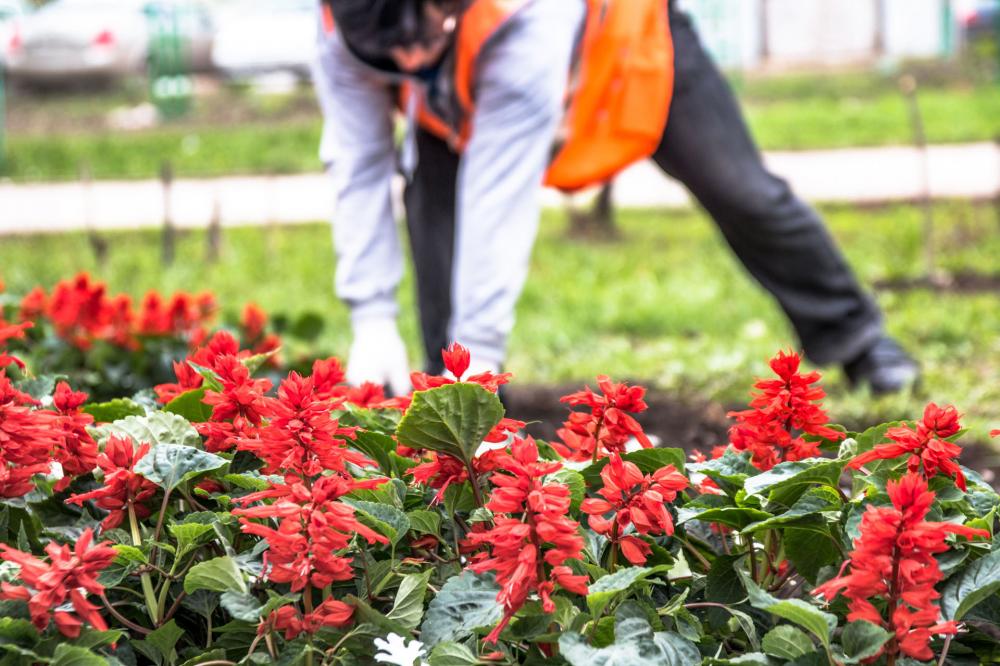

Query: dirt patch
[
  {"left": 874, "top": 271, "right": 1000, "bottom": 294},
  {"left": 503, "top": 384, "right": 1000, "bottom": 484}
]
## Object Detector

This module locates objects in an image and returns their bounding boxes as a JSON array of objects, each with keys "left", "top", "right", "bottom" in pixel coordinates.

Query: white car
[{"left": 211, "top": 0, "right": 317, "bottom": 81}]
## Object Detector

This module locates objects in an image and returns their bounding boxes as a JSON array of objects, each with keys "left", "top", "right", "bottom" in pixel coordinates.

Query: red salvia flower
[
  {"left": 240, "top": 302, "right": 268, "bottom": 343},
  {"left": 580, "top": 453, "right": 688, "bottom": 565},
  {"left": 0, "top": 528, "right": 116, "bottom": 638},
  {"left": 67, "top": 435, "right": 158, "bottom": 530},
  {"left": 727, "top": 350, "right": 843, "bottom": 470},
  {"left": 233, "top": 475, "right": 388, "bottom": 592},
  {"left": 50, "top": 381, "right": 98, "bottom": 490},
  {"left": 194, "top": 354, "right": 274, "bottom": 452},
  {"left": 0, "top": 371, "right": 61, "bottom": 498},
  {"left": 848, "top": 403, "right": 967, "bottom": 490},
  {"left": 236, "top": 372, "right": 370, "bottom": 479},
  {"left": 0, "top": 321, "right": 31, "bottom": 370},
  {"left": 551, "top": 376, "right": 652, "bottom": 463},
  {"left": 813, "top": 472, "right": 988, "bottom": 661},
  {"left": 992, "top": 429, "right": 1000, "bottom": 438},
  {"left": 19, "top": 286, "right": 48, "bottom": 323},
  {"left": 464, "top": 437, "right": 589, "bottom": 643},
  {"left": 261, "top": 598, "right": 355, "bottom": 640},
  {"left": 442, "top": 342, "right": 471, "bottom": 379}
]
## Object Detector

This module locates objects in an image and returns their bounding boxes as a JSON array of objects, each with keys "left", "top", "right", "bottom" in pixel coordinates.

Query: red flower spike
[
  {"left": 551, "top": 376, "right": 652, "bottom": 462},
  {"left": 464, "top": 437, "right": 588, "bottom": 643},
  {"left": 989, "top": 429, "right": 999, "bottom": 438},
  {"left": 50, "top": 382, "right": 98, "bottom": 490},
  {"left": 0, "top": 528, "right": 116, "bottom": 638},
  {"left": 580, "top": 454, "right": 688, "bottom": 565},
  {"left": 441, "top": 342, "right": 471, "bottom": 380},
  {"left": 67, "top": 435, "right": 158, "bottom": 530},
  {"left": 813, "top": 472, "right": 988, "bottom": 661},
  {"left": 727, "top": 350, "right": 843, "bottom": 470},
  {"left": 233, "top": 476, "right": 388, "bottom": 592},
  {"left": 849, "top": 403, "right": 967, "bottom": 490},
  {"left": 240, "top": 302, "right": 268, "bottom": 343},
  {"left": 0, "top": 371, "right": 63, "bottom": 498}
]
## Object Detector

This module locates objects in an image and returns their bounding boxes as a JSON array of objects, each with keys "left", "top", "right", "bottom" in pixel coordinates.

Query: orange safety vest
[{"left": 410, "top": 0, "right": 675, "bottom": 193}]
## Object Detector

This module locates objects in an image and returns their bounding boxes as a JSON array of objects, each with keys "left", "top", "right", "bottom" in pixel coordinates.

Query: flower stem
[
  {"left": 128, "top": 503, "right": 160, "bottom": 624},
  {"left": 465, "top": 459, "right": 484, "bottom": 509}
]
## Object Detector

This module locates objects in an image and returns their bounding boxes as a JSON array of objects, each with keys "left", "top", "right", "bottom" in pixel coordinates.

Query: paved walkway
[{"left": 2, "top": 142, "right": 998, "bottom": 234}]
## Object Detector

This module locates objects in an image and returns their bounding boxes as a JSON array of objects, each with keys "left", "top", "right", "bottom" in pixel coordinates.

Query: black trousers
[{"left": 404, "top": 8, "right": 883, "bottom": 375}]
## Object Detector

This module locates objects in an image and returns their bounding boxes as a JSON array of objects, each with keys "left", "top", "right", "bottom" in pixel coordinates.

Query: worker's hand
[{"left": 346, "top": 317, "right": 412, "bottom": 398}]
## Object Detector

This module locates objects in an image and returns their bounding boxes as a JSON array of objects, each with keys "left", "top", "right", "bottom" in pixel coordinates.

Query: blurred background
[{"left": 0, "top": 0, "right": 998, "bottom": 448}]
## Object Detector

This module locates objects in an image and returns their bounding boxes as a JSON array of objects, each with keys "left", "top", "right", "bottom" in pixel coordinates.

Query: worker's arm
[
  {"left": 450, "top": 0, "right": 587, "bottom": 368},
  {"left": 316, "top": 31, "right": 410, "bottom": 394}
]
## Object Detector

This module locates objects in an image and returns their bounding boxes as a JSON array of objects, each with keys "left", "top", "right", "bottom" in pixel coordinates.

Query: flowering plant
[{"left": 2, "top": 298, "right": 1000, "bottom": 665}]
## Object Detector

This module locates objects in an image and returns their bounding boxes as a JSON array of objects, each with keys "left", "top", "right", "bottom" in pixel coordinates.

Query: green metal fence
[{"left": 145, "top": 1, "right": 194, "bottom": 120}]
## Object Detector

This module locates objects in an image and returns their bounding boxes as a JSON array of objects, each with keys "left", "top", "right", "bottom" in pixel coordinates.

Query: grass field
[
  {"left": 4, "top": 66, "right": 999, "bottom": 181},
  {"left": 2, "top": 202, "right": 998, "bottom": 437}
]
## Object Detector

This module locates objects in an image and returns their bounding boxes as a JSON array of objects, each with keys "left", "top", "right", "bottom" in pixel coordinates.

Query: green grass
[
  {"left": 1, "top": 202, "right": 998, "bottom": 437},
  {"left": 3, "top": 68, "right": 999, "bottom": 181}
]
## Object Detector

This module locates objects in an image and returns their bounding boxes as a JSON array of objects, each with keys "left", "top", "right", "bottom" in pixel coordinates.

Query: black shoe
[{"left": 843, "top": 336, "right": 920, "bottom": 395}]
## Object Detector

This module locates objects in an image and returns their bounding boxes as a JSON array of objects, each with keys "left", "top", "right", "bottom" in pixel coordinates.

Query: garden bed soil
[{"left": 503, "top": 384, "right": 1000, "bottom": 484}]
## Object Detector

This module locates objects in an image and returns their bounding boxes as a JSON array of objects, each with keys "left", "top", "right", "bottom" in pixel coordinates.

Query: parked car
[
  {"left": 6, "top": 0, "right": 213, "bottom": 86},
  {"left": 0, "top": 0, "right": 30, "bottom": 69},
  {"left": 211, "top": 0, "right": 316, "bottom": 81},
  {"left": 961, "top": 0, "right": 1000, "bottom": 43}
]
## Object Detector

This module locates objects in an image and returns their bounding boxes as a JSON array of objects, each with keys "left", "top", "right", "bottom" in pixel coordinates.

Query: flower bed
[{"left": 2, "top": 280, "right": 1000, "bottom": 665}]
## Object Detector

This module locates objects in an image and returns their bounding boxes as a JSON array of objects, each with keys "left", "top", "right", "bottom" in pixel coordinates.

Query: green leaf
[
  {"left": 387, "top": 570, "right": 432, "bottom": 630},
  {"left": 762, "top": 625, "right": 814, "bottom": 659},
  {"left": 551, "top": 469, "right": 585, "bottom": 511},
  {"left": 428, "top": 642, "right": 478, "bottom": 666},
  {"left": 82, "top": 399, "right": 145, "bottom": 423},
  {"left": 349, "top": 594, "right": 411, "bottom": 637},
  {"left": 168, "top": 522, "right": 216, "bottom": 559},
  {"left": 133, "top": 620, "right": 183, "bottom": 666},
  {"left": 407, "top": 510, "right": 442, "bottom": 537},
  {"left": 288, "top": 312, "right": 325, "bottom": 341},
  {"left": 784, "top": 527, "right": 839, "bottom": 584},
  {"left": 342, "top": 499, "right": 410, "bottom": 546},
  {"left": 163, "top": 388, "right": 212, "bottom": 423},
  {"left": 742, "top": 487, "right": 842, "bottom": 533},
  {"left": 16, "top": 375, "right": 66, "bottom": 401},
  {"left": 706, "top": 555, "right": 748, "bottom": 628},
  {"left": 743, "top": 459, "right": 845, "bottom": 508},
  {"left": 135, "top": 444, "right": 228, "bottom": 492},
  {"left": 738, "top": 569, "right": 836, "bottom": 648},
  {"left": 677, "top": 506, "right": 773, "bottom": 530},
  {"left": 0, "top": 618, "right": 38, "bottom": 645},
  {"left": 242, "top": 348, "right": 279, "bottom": 374},
  {"left": 112, "top": 544, "right": 147, "bottom": 565},
  {"left": 587, "top": 566, "right": 667, "bottom": 619},
  {"left": 184, "top": 556, "right": 247, "bottom": 595},
  {"left": 560, "top": 606, "right": 699, "bottom": 666},
  {"left": 840, "top": 620, "right": 891, "bottom": 663},
  {"left": 51, "top": 645, "right": 107, "bottom": 666},
  {"left": 688, "top": 450, "right": 756, "bottom": 496},
  {"left": 350, "top": 430, "right": 395, "bottom": 475},
  {"left": 940, "top": 548, "right": 1000, "bottom": 620},
  {"left": 420, "top": 572, "right": 503, "bottom": 647},
  {"left": 178, "top": 649, "right": 227, "bottom": 666},
  {"left": 72, "top": 629, "right": 123, "bottom": 650},
  {"left": 395, "top": 383, "right": 504, "bottom": 467},
  {"left": 92, "top": 412, "right": 201, "bottom": 449}
]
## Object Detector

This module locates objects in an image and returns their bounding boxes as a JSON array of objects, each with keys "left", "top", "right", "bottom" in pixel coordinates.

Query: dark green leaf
[
  {"left": 133, "top": 620, "right": 183, "bottom": 666},
  {"left": 941, "top": 548, "right": 1000, "bottom": 620},
  {"left": 51, "top": 645, "right": 107, "bottom": 666},
  {"left": 738, "top": 569, "right": 836, "bottom": 647},
  {"left": 840, "top": 620, "right": 891, "bottom": 663},
  {"left": 0, "top": 618, "right": 37, "bottom": 646},
  {"left": 706, "top": 555, "right": 747, "bottom": 628},
  {"left": 407, "top": 510, "right": 442, "bottom": 537},
  {"left": 785, "top": 527, "right": 840, "bottom": 584},
  {"left": 395, "top": 383, "right": 504, "bottom": 468},
  {"left": 288, "top": 312, "right": 325, "bottom": 341},
  {"left": 420, "top": 572, "right": 503, "bottom": 647},
  {"left": 742, "top": 487, "right": 842, "bottom": 533},
  {"left": 688, "top": 450, "right": 756, "bottom": 496},
  {"left": 560, "top": 606, "right": 699, "bottom": 666},
  {"left": 427, "top": 642, "right": 477, "bottom": 666},
  {"left": 350, "top": 430, "right": 396, "bottom": 475},
  {"left": 677, "top": 506, "right": 772, "bottom": 530},
  {"left": 587, "top": 566, "right": 668, "bottom": 619},
  {"left": 387, "top": 570, "right": 432, "bottom": 630},
  {"left": 743, "top": 459, "right": 845, "bottom": 508},
  {"left": 341, "top": 499, "right": 410, "bottom": 546},
  {"left": 761, "top": 625, "right": 814, "bottom": 659}
]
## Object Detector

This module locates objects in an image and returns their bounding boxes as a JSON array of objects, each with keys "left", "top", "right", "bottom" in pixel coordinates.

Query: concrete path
[{"left": 2, "top": 142, "right": 998, "bottom": 234}]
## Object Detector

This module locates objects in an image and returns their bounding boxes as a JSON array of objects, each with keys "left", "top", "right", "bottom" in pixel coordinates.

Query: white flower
[{"left": 373, "top": 633, "right": 428, "bottom": 666}]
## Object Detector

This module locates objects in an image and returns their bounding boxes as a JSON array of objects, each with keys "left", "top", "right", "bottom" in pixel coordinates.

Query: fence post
[
  {"left": 0, "top": 66, "right": 6, "bottom": 172},
  {"left": 161, "top": 161, "right": 176, "bottom": 266}
]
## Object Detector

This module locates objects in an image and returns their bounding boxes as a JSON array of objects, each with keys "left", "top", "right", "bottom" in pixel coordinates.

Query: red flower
[
  {"left": 442, "top": 342, "right": 470, "bottom": 379},
  {"left": 813, "top": 472, "right": 988, "bottom": 662},
  {"left": 727, "top": 350, "right": 843, "bottom": 470},
  {"left": 240, "top": 302, "right": 268, "bottom": 343},
  {"left": 0, "top": 529, "right": 116, "bottom": 638},
  {"left": 580, "top": 454, "right": 688, "bottom": 565},
  {"left": 992, "top": 429, "right": 1000, "bottom": 438},
  {"left": 0, "top": 372, "right": 61, "bottom": 498},
  {"left": 154, "top": 330, "right": 245, "bottom": 404},
  {"left": 409, "top": 452, "right": 470, "bottom": 503},
  {"left": 848, "top": 403, "right": 967, "bottom": 490},
  {"left": 464, "top": 437, "right": 589, "bottom": 643},
  {"left": 19, "top": 287, "right": 48, "bottom": 323},
  {"left": 67, "top": 435, "right": 158, "bottom": 530},
  {"left": 551, "top": 376, "right": 651, "bottom": 462},
  {"left": 196, "top": 354, "right": 274, "bottom": 452},
  {"left": 262, "top": 598, "right": 354, "bottom": 640},
  {"left": 233, "top": 476, "right": 388, "bottom": 592},
  {"left": 51, "top": 382, "right": 98, "bottom": 490},
  {"left": 236, "top": 372, "right": 370, "bottom": 478},
  {"left": 0, "top": 321, "right": 31, "bottom": 370}
]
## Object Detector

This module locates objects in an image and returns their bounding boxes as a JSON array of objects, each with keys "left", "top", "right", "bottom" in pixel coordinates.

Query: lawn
[
  {"left": 2, "top": 201, "right": 998, "bottom": 437},
  {"left": 3, "top": 67, "right": 999, "bottom": 181}
]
